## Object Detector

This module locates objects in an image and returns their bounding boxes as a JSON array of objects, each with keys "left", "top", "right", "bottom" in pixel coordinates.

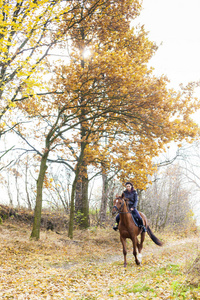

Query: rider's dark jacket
[
  {"left": 115, "top": 187, "right": 142, "bottom": 226},
  {"left": 123, "top": 188, "right": 138, "bottom": 209}
]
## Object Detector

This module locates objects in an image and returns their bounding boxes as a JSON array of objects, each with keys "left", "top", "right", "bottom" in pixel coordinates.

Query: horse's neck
[
  {"left": 120, "top": 205, "right": 129, "bottom": 223},
  {"left": 123, "top": 202, "right": 129, "bottom": 213}
]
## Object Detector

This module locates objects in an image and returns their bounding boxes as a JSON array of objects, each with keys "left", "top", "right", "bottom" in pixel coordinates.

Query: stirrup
[
  {"left": 139, "top": 225, "right": 147, "bottom": 232},
  {"left": 113, "top": 224, "right": 118, "bottom": 231},
  {"left": 142, "top": 225, "right": 147, "bottom": 232}
]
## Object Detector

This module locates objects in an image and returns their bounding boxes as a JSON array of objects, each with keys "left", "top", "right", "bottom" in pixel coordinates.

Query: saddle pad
[{"left": 131, "top": 212, "right": 139, "bottom": 227}]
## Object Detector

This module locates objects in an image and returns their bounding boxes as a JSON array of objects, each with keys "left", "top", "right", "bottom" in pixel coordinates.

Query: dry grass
[{"left": 0, "top": 220, "right": 199, "bottom": 299}]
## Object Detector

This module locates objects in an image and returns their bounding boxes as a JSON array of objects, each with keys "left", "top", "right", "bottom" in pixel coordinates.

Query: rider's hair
[{"left": 125, "top": 182, "right": 133, "bottom": 187}]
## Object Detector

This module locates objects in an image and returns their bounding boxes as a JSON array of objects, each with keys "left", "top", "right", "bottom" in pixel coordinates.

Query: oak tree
[
  {"left": 8, "top": 0, "right": 199, "bottom": 240},
  {"left": 54, "top": 5, "right": 200, "bottom": 234}
]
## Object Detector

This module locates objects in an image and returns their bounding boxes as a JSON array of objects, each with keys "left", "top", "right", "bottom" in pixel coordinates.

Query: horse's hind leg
[
  {"left": 137, "top": 233, "right": 145, "bottom": 263},
  {"left": 120, "top": 236, "right": 127, "bottom": 267}
]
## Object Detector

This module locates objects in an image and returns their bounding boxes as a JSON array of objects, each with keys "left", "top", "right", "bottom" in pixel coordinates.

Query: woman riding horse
[
  {"left": 112, "top": 194, "right": 163, "bottom": 266},
  {"left": 113, "top": 182, "right": 147, "bottom": 232}
]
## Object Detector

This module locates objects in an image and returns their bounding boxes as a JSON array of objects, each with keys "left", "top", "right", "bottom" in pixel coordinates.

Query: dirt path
[{"left": 55, "top": 233, "right": 200, "bottom": 269}]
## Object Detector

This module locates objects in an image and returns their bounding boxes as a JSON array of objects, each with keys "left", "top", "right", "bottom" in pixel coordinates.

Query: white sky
[{"left": 137, "top": 0, "right": 200, "bottom": 90}]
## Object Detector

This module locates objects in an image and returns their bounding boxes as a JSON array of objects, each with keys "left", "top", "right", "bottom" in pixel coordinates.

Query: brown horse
[{"left": 112, "top": 194, "right": 163, "bottom": 267}]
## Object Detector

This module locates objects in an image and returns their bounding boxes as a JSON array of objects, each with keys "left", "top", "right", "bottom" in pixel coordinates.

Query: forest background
[{"left": 0, "top": 0, "right": 200, "bottom": 241}]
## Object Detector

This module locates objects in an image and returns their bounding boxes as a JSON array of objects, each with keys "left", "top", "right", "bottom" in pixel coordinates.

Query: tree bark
[
  {"left": 68, "top": 143, "right": 87, "bottom": 238},
  {"left": 81, "top": 172, "right": 89, "bottom": 228},
  {"left": 75, "top": 166, "right": 90, "bottom": 228},
  {"left": 100, "top": 172, "right": 108, "bottom": 226},
  {"left": 30, "top": 151, "right": 48, "bottom": 240},
  {"left": 75, "top": 178, "right": 82, "bottom": 212}
]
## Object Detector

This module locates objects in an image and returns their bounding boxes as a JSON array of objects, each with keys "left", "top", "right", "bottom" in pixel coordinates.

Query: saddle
[
  {"left": 131, "top": 211, "right": 139, "bottom": 227},
  {"left": 130, "top": 211, "right": 147, "bottom": 232}
]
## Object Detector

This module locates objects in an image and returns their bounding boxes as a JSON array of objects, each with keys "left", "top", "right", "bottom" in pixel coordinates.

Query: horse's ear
[
  {"left": 115, "top": 193, "right": 120, "bottom": 197},
  {"left": 121, "top": 192, "right": 125, "bottom": 199}
]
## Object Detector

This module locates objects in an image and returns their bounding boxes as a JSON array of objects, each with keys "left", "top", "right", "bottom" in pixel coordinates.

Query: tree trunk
[
  {"left": 81, "top": 173, "right": 89, "bottom": 228},
  {"left": 75, "top": 168, "right": 89, "bottom": 228},
  {"left": 72, "top": 24, "right": 90, "bottom": 230},
  {"left": 30, "top": 152, "right": 48, "bottom": 240},
  {"left": 68, "top": 143, "right": 87, "bottom": 239},
  {"left": 25, "top": 158, "right": 32, "bottom": 210},
  {"left": 75, "top": 178, "right": 82, "bottom": 212},
  {"left": 68, "top": 176, "right": 77, "bottom": 239},
  {"left": 100, "top": 172, "right": 108, "bottom": 226}
]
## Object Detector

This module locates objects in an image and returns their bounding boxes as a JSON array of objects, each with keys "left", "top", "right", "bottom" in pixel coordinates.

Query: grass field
[{"left": 0, "top": 221, "right": 199, "bottom": 299}]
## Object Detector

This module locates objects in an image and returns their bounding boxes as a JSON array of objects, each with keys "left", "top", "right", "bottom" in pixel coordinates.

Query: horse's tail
[{"left": 147, "top": 226, "right": 163, "bottom": 246}]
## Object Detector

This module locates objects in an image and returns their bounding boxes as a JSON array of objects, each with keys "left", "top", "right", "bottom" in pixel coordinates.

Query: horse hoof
[
  {"left": 138, "top": 253, "right": 142, "bottom": 263},
  {"left": 136, "top": 260, "right": 141, "bottom": 265}
]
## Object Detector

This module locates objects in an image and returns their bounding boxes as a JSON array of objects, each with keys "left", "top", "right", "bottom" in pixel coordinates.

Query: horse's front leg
[
  {"left": 132, "top": 236, "right": 140, "bottom": 265},
  {"left": 120, "top": 235, "right": 127, "bottom": 267}
]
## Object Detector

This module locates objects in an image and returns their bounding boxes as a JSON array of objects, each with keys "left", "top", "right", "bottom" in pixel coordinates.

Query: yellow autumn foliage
[{"left": 42, "top": 0, "right": 200, "bottom": 189}]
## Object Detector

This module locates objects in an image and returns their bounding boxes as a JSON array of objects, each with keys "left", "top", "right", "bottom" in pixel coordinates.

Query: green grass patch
[
  {"left": 171, "top": 281, "right": 194, "bottom": 299},
  {"left": 124, "top": 282, "right": 154, "bottom": 294},
  {"left": 154, "top": 263, "right": 180, "bottom": 276}
]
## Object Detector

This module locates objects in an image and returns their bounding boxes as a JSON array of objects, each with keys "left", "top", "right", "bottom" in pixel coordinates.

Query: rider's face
[{"left": 126, "top": 184, "right": 132, "bottom": 191}]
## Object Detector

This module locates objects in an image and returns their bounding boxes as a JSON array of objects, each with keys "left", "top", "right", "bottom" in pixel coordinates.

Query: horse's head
[{"left": 112, "top": 194, "right": 128, "bottom": 216}]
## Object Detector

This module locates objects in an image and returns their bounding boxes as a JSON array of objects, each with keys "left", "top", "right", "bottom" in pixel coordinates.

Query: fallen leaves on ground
[{"left": 0, "top": 223, "right": 199, "bottom": 299}]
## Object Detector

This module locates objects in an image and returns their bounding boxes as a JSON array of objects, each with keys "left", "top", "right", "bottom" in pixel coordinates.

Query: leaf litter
[{"left": 0, "top": 223, "right": 199, "bottom": 299}]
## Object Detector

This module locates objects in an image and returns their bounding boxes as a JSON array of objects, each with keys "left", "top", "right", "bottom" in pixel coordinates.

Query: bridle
[{"left": 113, "top": 198, "right": 130, "bottom": 214}]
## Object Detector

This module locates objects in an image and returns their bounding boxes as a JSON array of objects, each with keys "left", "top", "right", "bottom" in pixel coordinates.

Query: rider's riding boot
[
  {"left": 113, "top": 223, "right": 118, "bottom": 231},
  {"left": 138, "top": 221, "right": 147, "bottom": 232},
  {"left": 139, "top": 225, "right": 147, "bottom": 232},
  {"left": 142, "top": 225, "right": 147, "bottom": 232}
]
